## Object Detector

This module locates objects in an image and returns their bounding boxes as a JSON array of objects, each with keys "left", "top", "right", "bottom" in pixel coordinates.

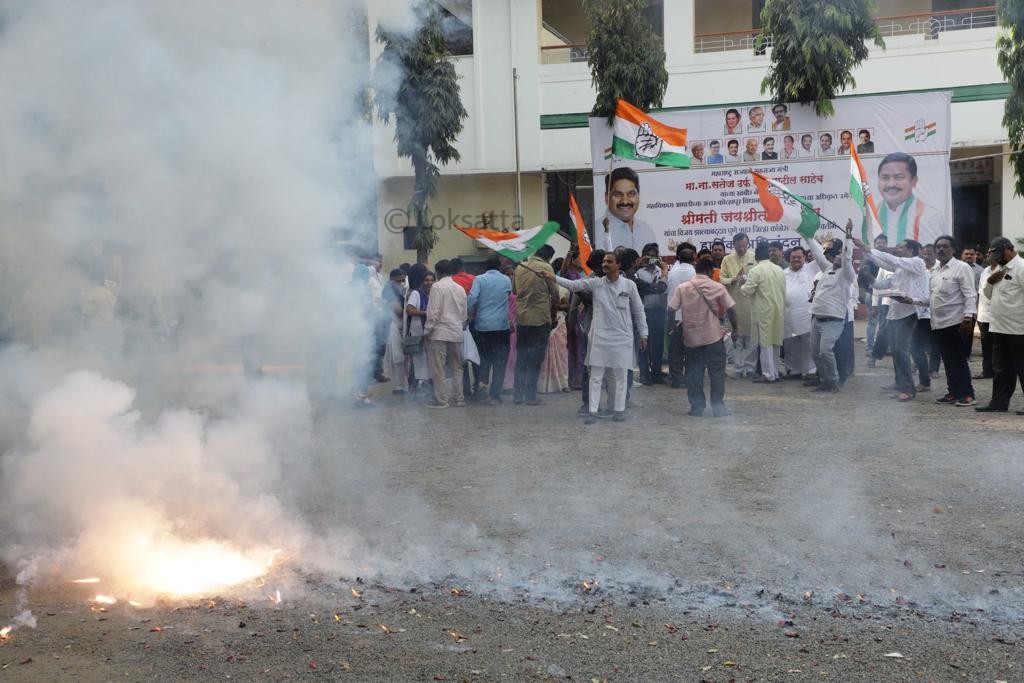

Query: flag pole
[{"left": 750, "top": 169, "right": 850, "bottom": 239}]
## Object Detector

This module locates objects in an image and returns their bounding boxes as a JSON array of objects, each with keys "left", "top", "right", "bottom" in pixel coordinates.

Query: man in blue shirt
[{"left": 467, "top": 256, "right": 513, "bottom": 404}]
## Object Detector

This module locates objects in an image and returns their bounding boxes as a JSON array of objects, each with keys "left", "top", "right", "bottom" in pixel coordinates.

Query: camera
[{"left": 646, "top": 257, "right": 660, "bottom": 266}]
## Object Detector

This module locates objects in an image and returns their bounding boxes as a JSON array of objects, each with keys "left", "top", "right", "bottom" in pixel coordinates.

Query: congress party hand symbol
[{"left": 634, "top": 122, "right": 663, "bottom": 159}]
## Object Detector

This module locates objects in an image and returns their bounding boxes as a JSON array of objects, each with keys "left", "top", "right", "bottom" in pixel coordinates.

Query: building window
[
  {"left": 436, "top": 0, "right": 472, "bottom": 56},
  {"left": 541, "top": 0, "right": 662, "bottom": 64}
]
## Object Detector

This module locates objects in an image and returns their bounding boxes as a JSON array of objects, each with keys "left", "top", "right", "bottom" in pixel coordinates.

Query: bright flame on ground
[
  {"left": 71, "top": 578, "right": 101, "bottom": 584},
  {"left": 0, "top": 626, "right": 11, "bottom": 639},
  {"left": 94, "top": 595, "right": 117, "bottom": 605},
  {"left": 130, "top": 539, "right": 275, "bottom": 598},
  {"left": 73, "top": 503, "right": 279, "bottom": 601}
]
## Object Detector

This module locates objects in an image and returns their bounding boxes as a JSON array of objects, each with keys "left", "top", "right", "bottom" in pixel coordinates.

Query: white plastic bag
[{"left": 463, "top": 328, "right": 480, "bottom": 365}]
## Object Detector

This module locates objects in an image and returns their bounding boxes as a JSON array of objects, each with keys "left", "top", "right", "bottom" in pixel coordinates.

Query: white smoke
[{"left": 0, "top": 0, "right": 414, "bottom": 605}]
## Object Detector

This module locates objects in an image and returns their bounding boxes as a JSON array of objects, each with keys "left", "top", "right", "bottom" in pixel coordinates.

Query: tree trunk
[{"left": 411, "top": 150, "right": 431, "bottom": 264}]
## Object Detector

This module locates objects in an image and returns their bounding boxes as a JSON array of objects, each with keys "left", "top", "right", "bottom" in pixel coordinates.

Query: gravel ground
[{"left": 2, "top": 342, "right": 1023, "bottom": 681}]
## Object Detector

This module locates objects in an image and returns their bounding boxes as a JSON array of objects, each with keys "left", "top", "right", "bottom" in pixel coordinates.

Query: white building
[{"left": 371, "top": 1, "right": 1013, "bottom": 268}]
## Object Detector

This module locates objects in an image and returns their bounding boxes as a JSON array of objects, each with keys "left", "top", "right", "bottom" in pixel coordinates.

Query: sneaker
[
  {"left": 596, "top": 409, "right": 615, "bottom": 419},
  {"left": 955, "top": 396, "right": 977, "bottom": 407},
  {"left": 453, "top": 399, "right": 466, "bottom": 407},
  {"left": 425, "top": 401, "right": 448, "bottom": 409},
  {"left": 930, "top": 370, "right": 940, "bottom": 379},
  {"left": 612, "top": 411, "right": 626, "bottom": 422},
  {"left": 916, "top": 384, "right": 931, "bottom": 392},
  {"left": 353, "top": 397, "right": 375, "bottom": 408},
  {"left": 813, "top": 384, "right": 839, "bottom": 393},
  {"left": 687, "top": 407, "right": 704, "bottom": 417},
  {"left": 935, "top": 393, "right": 957, "bottom": 404},
  {"left": 577, "top": 404, "right": 589, "bottom": 415},
  {"left": 583, "top": 414, "right": 597, "bottom": 425},
  {"left": 711, "top": 404, "right": 732, "bottom": 417},
  {"left": 803, "top": 378, "right": 821, "bottom": 387}
]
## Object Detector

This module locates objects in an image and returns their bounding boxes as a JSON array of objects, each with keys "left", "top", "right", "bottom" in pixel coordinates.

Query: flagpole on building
[{"left": 512, "top": 67, "right": 522, "bottom": 223}]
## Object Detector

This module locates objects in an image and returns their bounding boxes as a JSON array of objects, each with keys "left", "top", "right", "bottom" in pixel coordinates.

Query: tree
[
  {"left": 998, "top": 0, "right": 1024, "bottom": 196},
  {"left": 584, "top": 0, "right": 668, "bottom": 123},
  {"left": 757, "top": 0, "right": 884, "bottom": 116},
  {"left": 375, "top": 2, "right": 467, "bottom": 263}
]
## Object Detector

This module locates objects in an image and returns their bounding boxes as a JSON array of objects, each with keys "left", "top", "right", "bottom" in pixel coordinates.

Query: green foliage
[
  {"left": 375, "top": 2, "right": 467, "bottom": 261},
  {"left": 998, "top": 0, "right": 1024, "bottom": 197},
  {"left": 757, "top": 0, "right": 884, "bottom": 117},
  {"left": 584, "top": 0, "right": 668, "bottom": 123}
]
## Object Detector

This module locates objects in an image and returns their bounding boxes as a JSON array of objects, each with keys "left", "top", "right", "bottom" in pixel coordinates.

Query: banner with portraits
[{"left": 588, "top": 92, "right": 952, "bottom": 253}]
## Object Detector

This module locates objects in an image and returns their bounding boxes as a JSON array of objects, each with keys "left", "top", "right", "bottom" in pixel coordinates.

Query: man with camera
[{"left": 809, "top": 222, "right": 857, "bottom": 393}]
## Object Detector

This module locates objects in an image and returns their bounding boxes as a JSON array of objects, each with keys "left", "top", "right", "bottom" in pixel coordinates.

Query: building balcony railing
[
  {"left": 540, "top": 43, "right": 588, "bottom": 65},
  {"left": 874, "top": 5, "right": 996, "bottom": 38},
  {"left": 694, "top": 5, "right": 997, "bottom": 54}
]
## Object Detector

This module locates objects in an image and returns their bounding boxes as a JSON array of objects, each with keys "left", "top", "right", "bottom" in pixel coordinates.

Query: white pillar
[
  {"left": 663, "top": 1, "right": 694, "bottom": 69},
  {"left": 1000, "top": 143, "right": 1024, "bottom": 244}
]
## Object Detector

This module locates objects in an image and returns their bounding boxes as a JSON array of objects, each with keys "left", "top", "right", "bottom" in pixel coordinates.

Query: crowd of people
[
  {"left": 363, "top": 225, "right": 1024, "bottom": 422},
  {"left": 360, "top": 164, "right": 1024, "bottom": 421}
]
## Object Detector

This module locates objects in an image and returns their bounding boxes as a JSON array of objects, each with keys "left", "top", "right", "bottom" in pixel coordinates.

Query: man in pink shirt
[{"left": 668, "top": 258, "right": 738, "bottom": 417}]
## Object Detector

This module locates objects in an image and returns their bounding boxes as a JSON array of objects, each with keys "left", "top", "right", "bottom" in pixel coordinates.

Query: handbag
[
  {"left": 402, "top": 334, "right": 423, "bottom": 355},
  {"left": 402, "top": 294, "right": 424, "bottom": 355}
]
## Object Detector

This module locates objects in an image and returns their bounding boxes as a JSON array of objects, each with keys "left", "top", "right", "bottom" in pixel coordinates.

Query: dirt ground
[{"left": 2, "top": 336, "right": 1023, "bottom": 682}]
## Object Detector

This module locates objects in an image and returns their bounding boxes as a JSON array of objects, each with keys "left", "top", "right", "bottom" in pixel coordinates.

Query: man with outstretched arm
[
  {"left": 543, "top": 252, "right": 648, "bottom": 424},
  {"left": 854, "top": 234, "right": 931, "bottom": 401}
]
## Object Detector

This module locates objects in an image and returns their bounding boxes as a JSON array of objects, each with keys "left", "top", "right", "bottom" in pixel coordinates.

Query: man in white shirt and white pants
[
  {"left": 921, "top": 236, "right": 978, "bottom": 407},
  {"left": 549, "top": 252, "right": 648, "bottom": 424},
  {"left": 976, "top": 237, "right": 1024, "bottom": 414}
]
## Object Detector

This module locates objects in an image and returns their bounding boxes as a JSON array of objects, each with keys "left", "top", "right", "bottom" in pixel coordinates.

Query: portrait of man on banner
[
  {"left": 602, "top": 166, "right": 657, "bottom": 252},
  {"left": 875, "top": 152, "right": 944, "bottom": 245}
]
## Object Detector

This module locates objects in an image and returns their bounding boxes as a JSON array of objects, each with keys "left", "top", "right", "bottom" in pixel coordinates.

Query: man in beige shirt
[
  {"left": 512, "top": 245, "right": 558, "bottom": 405},
  {"left": 424, "top": 259, "right": 468, "bottom": 408}
]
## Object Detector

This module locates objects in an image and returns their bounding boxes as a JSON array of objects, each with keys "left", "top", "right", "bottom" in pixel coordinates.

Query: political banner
[{"left": 589, "top": 92, "right": 952, "bottom": 252}]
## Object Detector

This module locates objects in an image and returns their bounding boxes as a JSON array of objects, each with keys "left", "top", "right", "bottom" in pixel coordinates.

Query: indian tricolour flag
[
  {"left": 751, "top": 171, "right": 820, "bottom": 240},
  {"left": 457, "top": 221, "right": 560, "bottom": 262},
  {"left": 568, "top": 192, "right": 592, "bottom": 274},
  {"left": 849, "top": 146, "right": 883, "bottom": 243},
  {"left": 612, "top": 99, "right": 690, "bottom": 168}
]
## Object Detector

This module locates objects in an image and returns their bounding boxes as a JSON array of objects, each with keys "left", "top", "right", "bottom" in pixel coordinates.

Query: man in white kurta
[
  {"left": 782, "top": 242, "right": 820, "bottom": 378},
  {"left": 553, "top": 252, "right": 648, "bottom": 423}
]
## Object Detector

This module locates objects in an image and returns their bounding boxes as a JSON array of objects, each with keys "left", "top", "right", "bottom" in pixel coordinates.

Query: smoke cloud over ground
[{"left": 0, "top": 0, "right": 420, "bottom": 624}]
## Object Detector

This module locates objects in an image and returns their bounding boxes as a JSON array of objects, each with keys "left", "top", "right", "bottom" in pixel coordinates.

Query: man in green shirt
[{"left": 512, "top": 245, "right": 558, "bottom": 405}]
